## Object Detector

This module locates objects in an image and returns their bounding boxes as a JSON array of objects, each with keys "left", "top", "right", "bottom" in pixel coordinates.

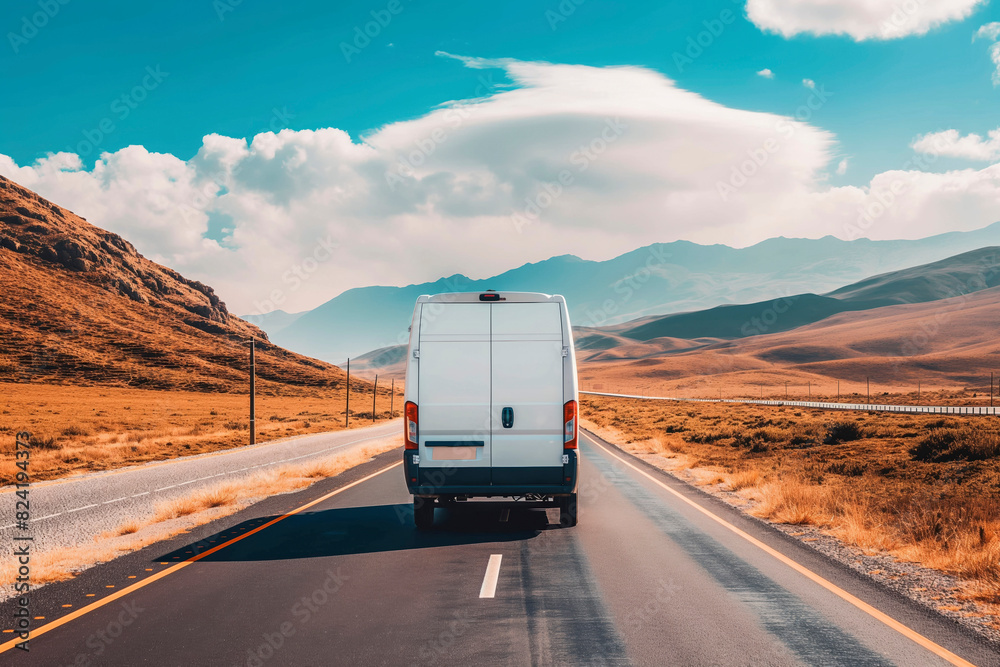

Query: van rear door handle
[{"left": 501, "top": 407, "right": 514, "bottom": 429}]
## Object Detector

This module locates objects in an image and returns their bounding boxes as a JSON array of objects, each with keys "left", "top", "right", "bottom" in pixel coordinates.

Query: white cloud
[
  {"left": 756, "top": 68, "right": 775, "bottom": 78},
  {"left": 912, "top": 128, "right": 1000, "bottom": 160},
  {"left": 836, "top": 158, "right": 849, "bottom": 175},
  {"left": 974, "top": 22, "right": 1000, "bottom": 85},
  {"left": 747, "top": 0, "right": 987, "bottom": 41},
  {"left": 976, "top": 21, "right": 1000, "bottom": 40},
  {"left": 2, "top": 57, "right": 1000, "bottom": 316},
  {"left": 802, "top": 78, "right": 816, "bottom": 89}
]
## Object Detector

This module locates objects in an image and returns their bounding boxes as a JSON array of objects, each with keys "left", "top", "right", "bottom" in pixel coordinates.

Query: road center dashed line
[
  {"left": 69, "top": 505, "right": 96, "bottom": 512},
  {"left": 479, "top": 554, "right": 503, "bottom": 599}
]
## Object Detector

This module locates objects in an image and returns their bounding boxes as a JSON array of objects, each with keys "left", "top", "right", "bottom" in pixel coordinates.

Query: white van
[{"left": 402, "top": 291, "right": 579, "bottom": 529}]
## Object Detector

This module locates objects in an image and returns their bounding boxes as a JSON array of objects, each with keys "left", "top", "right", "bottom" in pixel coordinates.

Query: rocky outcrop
[
  {"left": 0, "top": 175, "right": 251, "bottom": 335},
  {"left": 0, "top": 176, "right": 353, "bottom": 393}
]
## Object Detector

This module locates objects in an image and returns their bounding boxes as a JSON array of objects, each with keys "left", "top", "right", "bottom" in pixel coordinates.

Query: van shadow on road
[{"left": 155, "top": 503, "right": 555, "bottom": 563}]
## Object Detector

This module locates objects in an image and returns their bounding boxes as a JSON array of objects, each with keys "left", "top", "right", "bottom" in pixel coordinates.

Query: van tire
[
  {"left": 559, "top": 493, "right": 578, "bottom": 527},
  {"left": 414, "top": 497, "right": 435, "bottom": 530}
]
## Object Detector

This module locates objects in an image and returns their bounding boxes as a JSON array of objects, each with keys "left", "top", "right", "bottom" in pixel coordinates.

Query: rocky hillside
[{"left": 0, "top": 175, "right": 351, "bottom": 394}]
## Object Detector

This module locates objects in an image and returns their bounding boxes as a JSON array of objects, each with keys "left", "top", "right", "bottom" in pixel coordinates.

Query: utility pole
[
  {"left": 867, "top": 376, "right": 870, "bottom": 404},
  {"left": 918, "top": 381, "right": 920, "bottom": 400},
  {"left": 345, "top": 358, "right": 350, "bottom": 428},
  {"left": 390, "top": 378, "right": 395, "bottom": 417},
  {"left": 785, "top": 381, "right": 788, "bottom": 399},
  {"left": 808, "top": 381, "right": 811, "bottom": 398},
  {"left": 372, "top": 374, "right": 378, "bottom": 423},
  {"left": 249, "top": 337, "right": 256, "bottom": 446},
  {"left": 991, "top": 372, "right": 994, "bottom": 408},
  {"left": 837, "top": 379, "right": 840, "bottom": 401}
]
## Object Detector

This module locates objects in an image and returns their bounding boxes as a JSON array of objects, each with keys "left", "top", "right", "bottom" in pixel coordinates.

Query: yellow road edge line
[
  {"left": 0, "top": 461, "right": 402, "bottom": 653},
  {"left": 585, "top": 433, "right": 977, "bottom": 667}
]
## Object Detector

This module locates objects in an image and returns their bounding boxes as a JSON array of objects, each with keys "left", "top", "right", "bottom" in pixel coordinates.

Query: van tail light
[
  {"left": 405, "top": 401, "right": 418, "bottom": 450},
  {"left": 563, "top": 400, "right": 578, "bottom": 449}
]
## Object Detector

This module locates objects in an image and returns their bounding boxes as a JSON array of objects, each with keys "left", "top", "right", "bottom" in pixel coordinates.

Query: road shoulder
[
  {"left": 0, "top": 447, "right": 402, "bottom": 646},
  {"left": 582, "top": 428, "right": 1000, "bottom": 666}
]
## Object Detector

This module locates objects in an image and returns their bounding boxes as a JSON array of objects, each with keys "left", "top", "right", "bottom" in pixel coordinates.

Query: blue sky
[
  {"left": 4, "top": 0, "right": 998, "bottom": 182},
  {"left": 2, "top": 0, "right": 1000, "bottom": 312}
]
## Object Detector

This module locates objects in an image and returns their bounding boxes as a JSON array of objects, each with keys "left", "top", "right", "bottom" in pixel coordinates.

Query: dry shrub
[
  {"left": 154, "top": 497, "right": 200, "bottom": 522},
  {"left": 686, "top": 428, "right": 732, "bottom": 444},
  {"left": 752, "top": 479, "right": 833, "bottom": 526},
  {"left": 954, "top": 540, "right": 1000, "bottom": 584},
  {"left": 154, "top": 481, "right": 245, "bottom": 521},
  {"left": 750, "top": 427, "right": 786, "bottom": 442},
  {"left": 641, "top": 437, "right": 673, "bottom": 455},
  {"left": 910, "top": 424, "right": 1000, "bottom": 462},
  {"left": 699, "top": 472, "right": 726, "bottom": 486},
  {"left": 727, "top": 469, "right": 763, "bottom": 491},
  {"left": 54, "top": 449, "right": 80, "bottom": 464},
  {"left": 830, "top": 500, "right": 900, "bottom": 553},
  {"left": 28, "top": 433, "right": 58, "bottom": 449},
  {"left": 823, "top": 421, "right": 864, "bottom": 445},
  {"left": 299, "top": 459, "right": 338, "bottom": 479},
  {"left": 895, "top": 505, "right": 960, "bottom": 545},
  {"left": 731, "top": 432, "right": 772, "bottom": 453},
  {"left": 825, "top": 460, "right": 867, "bottom": 476},
  {"left": 198, "top": 484, "right": 240, "bottom": 508},
  {"left": 116, "top": 521, "right": 141, "bottom": 536}
]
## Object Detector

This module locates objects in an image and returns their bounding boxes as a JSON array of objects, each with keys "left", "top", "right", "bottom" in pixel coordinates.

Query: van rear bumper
[{"left": 403, "top": 449, "right": 578, "bottom": 496}]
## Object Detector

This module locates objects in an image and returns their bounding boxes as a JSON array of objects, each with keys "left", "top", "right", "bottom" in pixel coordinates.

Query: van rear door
[
  {"left": 490, "top": 302, "right": 565, "bottom": 485},
  {"left": 417, "top": 303, "right": 492, "bottom": 486}
]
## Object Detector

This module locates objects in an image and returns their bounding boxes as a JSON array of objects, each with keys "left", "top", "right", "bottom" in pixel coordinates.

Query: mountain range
[
  {"left": 345, "top": 246, "right": 1000, "bottom": 384},
  {"left": 593, "top": 246, "right": 1000, "bottom": 343},
  {"left": 254, "top": 224, "right": 1000, "bottom": 363},
  {"left": 3, "top": 173, "right": 996, "bottom": 398}
]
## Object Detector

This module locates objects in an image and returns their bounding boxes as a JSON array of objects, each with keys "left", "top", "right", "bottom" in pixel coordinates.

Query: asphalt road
[
  {"left": 3, "top": 431, "right": 997, "bottom": 666},
  {"left": 0, "top": 422, "right": 398, "bottom": 554}
]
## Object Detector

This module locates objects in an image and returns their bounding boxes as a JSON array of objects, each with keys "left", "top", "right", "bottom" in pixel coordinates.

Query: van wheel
[
  {"left": 414, "top": 497, "right": 435, "bottom": 530},
  {"left": 559, "top": 493, "right": 578, "bottom": 527}
]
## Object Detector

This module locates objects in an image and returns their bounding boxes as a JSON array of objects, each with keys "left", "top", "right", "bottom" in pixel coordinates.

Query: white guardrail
[{"left": 580, "top": 391, "right": 1000, "bottom": 416}]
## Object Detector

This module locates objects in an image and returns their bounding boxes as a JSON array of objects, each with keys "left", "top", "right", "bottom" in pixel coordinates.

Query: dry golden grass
[
  {"left": 753, "top": 479, "right": 834, "bottom": 526},
  {"left": 0, "top": 436, "right": 401, "bottom": 594},
  {"left": 727, "top": 468, "right": 763, "bottom": 492},
  {"left": 115, "top": 521, "right": 141, "bottom": 536},
  {"left": 0, "top": 381, "right": 403, "bottom": 483},
  {"left": 582, "top": 395, "right": 1000, "bottom": 614},
  {"left": 152, "top": 484, "right": 243, "bottom": 522}
]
